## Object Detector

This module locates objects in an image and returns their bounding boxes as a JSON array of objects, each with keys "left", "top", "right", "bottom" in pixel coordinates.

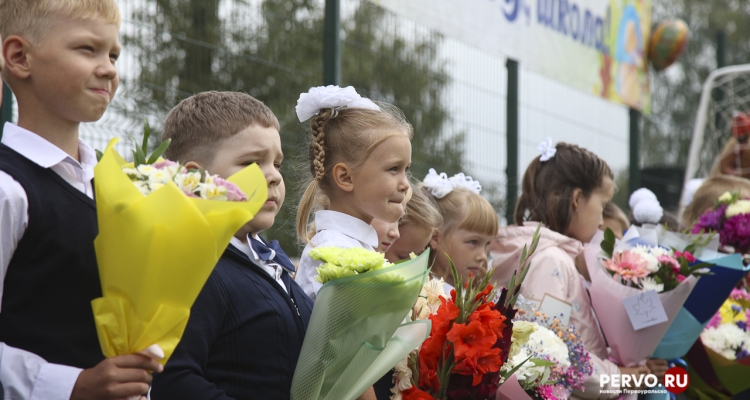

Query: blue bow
[{"left": 250, "top": 237, "right": 296, "bottom": 273}]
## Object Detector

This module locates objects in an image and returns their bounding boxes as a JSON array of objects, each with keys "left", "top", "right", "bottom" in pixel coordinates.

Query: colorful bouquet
[
  {"left": 692, "top": 191, "right": 750, "bottom": 254},
  {"left": 291, "top": 248, "right": 430, "bottom": 400},
  {"left": 583, "top": 228, "right": 701, "bottom": 366},
  {"left": 602, "top": 244, "right": 711, "bottom": 293},
  {"left": 92, "top": 126, "right": 267, "bottom": 366},
  {"left": 389, "top": 225, "right": 542, "bottom": 400},
  {"left": 496, "top": 306, "right": 592, "bottom": 400},
  {"left": 686, "top": 288, "right": 750, "bottom": 399},
  {"left": 123, "top": 161, "right": 247, "bottom": 201}
]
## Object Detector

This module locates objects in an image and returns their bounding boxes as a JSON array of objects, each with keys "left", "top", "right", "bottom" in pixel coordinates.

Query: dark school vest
[{"left": 0, "top": 144, "right": 104, "bottom": 368}]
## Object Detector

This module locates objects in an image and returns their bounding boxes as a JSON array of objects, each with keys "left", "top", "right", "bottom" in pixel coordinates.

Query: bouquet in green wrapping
[{"left": 291, "top": 247, "right": 431, "bottom": 400}]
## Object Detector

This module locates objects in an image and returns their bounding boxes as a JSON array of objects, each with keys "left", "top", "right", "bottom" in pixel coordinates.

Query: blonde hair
[
  {"left": 0, "top": 0, "right": 121, "bottom": 44},
  {"left": 296, "top": 103, "right": 414, "bottom": 242},
  {"left": 402, "top": 180, "right": 442, "bottom": 231},
  {"left": 682, "top": 175, "right": 750, "bottom": 227},
  {"left": 603, "top": 202, "right": 629, "bottom": 233},
  {"left": 163, "top": 91, "right": 280, "bottom": 165},
  {"left": 427, "top": 187, "right": 499, "bottom": 237}
]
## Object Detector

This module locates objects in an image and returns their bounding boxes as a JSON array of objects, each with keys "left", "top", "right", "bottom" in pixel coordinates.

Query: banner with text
[{"left": 371, "top": 0, "right": 652, "bottom": 111}]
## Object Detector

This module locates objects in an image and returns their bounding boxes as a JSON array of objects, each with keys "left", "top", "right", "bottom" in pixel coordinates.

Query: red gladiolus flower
[
  {"left": 447, "top": 321, "right": 495, "bottom": 360},
  {"left": 402, "top": 387, "right": 435, "bottom": 400},
  {"left": 453, "top": 357, "right": 481, "bottom": 385},
  {"left": 469, "top": 303, "right": 506, "bottom": 338},
  {"left": 474, "top": 284, "right": 494, "bottom": 301}
]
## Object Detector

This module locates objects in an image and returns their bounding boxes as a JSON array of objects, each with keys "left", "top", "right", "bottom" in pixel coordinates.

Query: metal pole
[
  {"left": 629, "top": 108, "right": 641, "bottom": 195},
  {"left": 0, "top": 83, "right": 12, "bottom": 139},
  {"left": 714, "top": 30, "right": 726, "bottom": 134},
  {"left": 505, "top": 59, "right": 519, "bottom": 224},
  {"left": 323, "top": 0, "right": 341, "bottom": 86}
]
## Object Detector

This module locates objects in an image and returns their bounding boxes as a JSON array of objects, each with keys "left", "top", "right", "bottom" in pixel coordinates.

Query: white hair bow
[
  {"left": 537, "top": 137, "right": 557, "bottom": 162},
  {"left": 423, "top": 168, "right": 482, "bottom": 199},
  {"left": 629, "top": 188, "right": 663, "bottom": 224},
  {"left": 295, "top": 85, "right": 379, "bottom": 122}
]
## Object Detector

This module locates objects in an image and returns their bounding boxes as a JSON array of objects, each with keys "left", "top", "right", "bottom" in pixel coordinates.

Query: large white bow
[{"left": 296, "top": 85, "right": 379, "bottom": 122}]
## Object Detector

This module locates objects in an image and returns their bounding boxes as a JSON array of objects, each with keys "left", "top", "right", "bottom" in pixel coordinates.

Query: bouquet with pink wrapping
[{"left": 583, "top": 229, "right": 705, "bottom": 366}]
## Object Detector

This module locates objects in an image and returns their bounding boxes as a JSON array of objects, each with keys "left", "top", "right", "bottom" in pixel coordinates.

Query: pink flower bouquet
[{"left": 583, "top": 229, "right": 705, "bottom": 366}]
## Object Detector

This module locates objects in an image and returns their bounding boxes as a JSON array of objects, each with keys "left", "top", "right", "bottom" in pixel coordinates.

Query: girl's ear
[
  {"left": 571, "top": 188, "right": 583, "bottom": 211},
  {"left": 429, "top": 229, "right": 441, "bottom": 250},
  {"left": 331, "top": 162, "right": 354, "bottom": 192}
]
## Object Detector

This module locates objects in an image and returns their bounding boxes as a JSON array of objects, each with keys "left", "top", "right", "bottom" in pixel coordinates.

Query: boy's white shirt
[
  {"left": 0, "top": 122, "right": 96, "bottom": 400},
  {"left": 229, "top": 234, "right": 289, "bottom": 293},
  {"left": 296, "top": 210, "right": 379, "bottom": 301}
]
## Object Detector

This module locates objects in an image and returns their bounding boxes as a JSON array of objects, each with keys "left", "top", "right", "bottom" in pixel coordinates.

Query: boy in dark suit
[{"left": 151, "top": 91, "right": 314, "bottom": 399}]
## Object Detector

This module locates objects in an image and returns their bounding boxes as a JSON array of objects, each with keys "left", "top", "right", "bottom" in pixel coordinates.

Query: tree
[
  {"left": 120, "top": 0, "right": 462, "bottom": 255},
  {"left": 641, "top": 0, "right": 750, "bottom": 169}
]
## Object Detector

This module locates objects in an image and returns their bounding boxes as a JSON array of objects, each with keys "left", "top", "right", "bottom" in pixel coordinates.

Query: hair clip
[
  {"left": 537, "top": 137, "right": 557, "bottom": 162},
  {"left": 296, "top": 85, "right": 379, "bottom": 122},
  {"left": 423, "top": 168, "right": 482, "bottom": 199}
]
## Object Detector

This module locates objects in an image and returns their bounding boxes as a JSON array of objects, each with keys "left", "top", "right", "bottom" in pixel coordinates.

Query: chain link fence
[{"left": 8, "top": 0, "right": 631, "bottom": 252}]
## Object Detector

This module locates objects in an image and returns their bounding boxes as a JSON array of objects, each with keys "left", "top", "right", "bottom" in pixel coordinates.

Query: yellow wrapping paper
[{"left": 91, "top": 139, "right": 267, "bottom": 365}]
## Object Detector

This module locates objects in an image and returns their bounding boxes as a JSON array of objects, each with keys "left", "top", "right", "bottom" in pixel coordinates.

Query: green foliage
[
  {"left": 601, "top": 228, "right": 616, "bottom": 258},
  {"left": 641, "top": 0, "right": 750, "bottom": 169},
  {"left": 123, "top": 0, "right": 462, "bottom": 255}
]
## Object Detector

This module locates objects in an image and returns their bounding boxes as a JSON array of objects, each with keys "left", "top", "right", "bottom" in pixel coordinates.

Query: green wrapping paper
[{"left": 291, "top": 250, "right": 431, "bottom": 400}]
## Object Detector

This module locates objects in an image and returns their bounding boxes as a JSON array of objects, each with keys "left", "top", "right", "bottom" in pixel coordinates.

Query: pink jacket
[{"left": 491, "top": 223, "right": 622, "bottom": 399}]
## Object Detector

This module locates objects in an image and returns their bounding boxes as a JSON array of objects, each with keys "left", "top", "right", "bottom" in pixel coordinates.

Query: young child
[
  {"left": 149, "top": 91, "right": 314, "bottom": 399},
  {"left": 491, "top": 141, "right": 660, "bottom": 399},
  {"left": 371, "top": 218, "right": 400, "bottom": 254},
  {"left": 421, "top": 169, "right": 498, "bottom": 287},
  {"left": 295, "top": 86, "right": 413, "bottom": 301},
  {"left": 602, "top": 202, "right": 628, "bottom": 239},
  {"left": 384, "top": 180, "right": 443, "bottom": 263},
  {"left": 0, "top": 2, "right": 162, "bottom": 399},
  {"left": 681, "top": 175, "right": 750, "bottom": 228}
]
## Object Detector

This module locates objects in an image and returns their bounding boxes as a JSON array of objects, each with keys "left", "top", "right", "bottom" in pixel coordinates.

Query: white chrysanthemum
[
  {"left": 647, "top": 246, "right": 673, "bottom": 258},
  {"left": 631, "top": 246, "right": 661, "bottom": 272},
  {"left": 701, "top": 324, "right": 748, "bottom": 360},
  {"left": 136, "top": 164, "right": 155, "bottom": 176},
  {"left": 640, "top": 277, "right": 664, "bottom": 293},
  {"left": 726, "top": 200, "right": 750, "bottom": 218},
  {"left": 526, "top": 325, "right": 571, "bottom": 367},
  {"left": 149, "top": 169, "right": 171, "bottom": 185}
]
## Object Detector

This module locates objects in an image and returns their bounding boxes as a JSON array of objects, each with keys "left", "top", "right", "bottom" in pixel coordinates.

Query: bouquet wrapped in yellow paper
[{"left": 91, "top": 136, "right": 267, "bottom": 365}]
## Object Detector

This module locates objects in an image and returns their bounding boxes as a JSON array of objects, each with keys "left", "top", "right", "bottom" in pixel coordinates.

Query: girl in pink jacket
[{"left": 491, "top": 141, "right": 656, "bottom": 399}]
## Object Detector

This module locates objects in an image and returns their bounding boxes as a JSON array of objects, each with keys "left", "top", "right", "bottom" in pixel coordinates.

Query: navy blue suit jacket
[{"left": 151, "top": 244, "right": 314, "bottom": 399}]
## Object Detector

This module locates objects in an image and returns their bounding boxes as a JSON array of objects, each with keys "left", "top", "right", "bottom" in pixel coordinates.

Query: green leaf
[
  {"left": 95, "top": 149, "right": 103, "bottom": 162},
  {"left": 142, "top": 121, "right": 151, "bottom": 155},
  {"left": 601, "top": 228, "right": 615, "bottom": 257},
  {"left": 529, "top": 358, "right": 556, "bottom": 367},
  {"left": 147, "top": 138, "right": 171, "bottom": 164},
  {"left": 133, "top": 145, "right": 146, "bottom": 167},
  {"left": 500, "top": 355, "right": 533, "bottom": 381}
]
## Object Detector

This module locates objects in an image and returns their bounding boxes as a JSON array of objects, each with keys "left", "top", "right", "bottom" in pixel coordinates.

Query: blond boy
[{"left": 0, "top": 1, "right": 161, "bottom": 399}]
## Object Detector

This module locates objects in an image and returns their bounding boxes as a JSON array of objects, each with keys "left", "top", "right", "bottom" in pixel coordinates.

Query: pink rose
[
  {"left": 657, "top": 255, "right": 680, "bottom": 273},
  {"left": 214, "top": 177, "right": 248, "bottom": 202},
  {"left": 676, "top": 274, "right": 686, "bottom": 283},
  {"left": 153, "top": 160, "right": 180, "bottom": 169},
  {"left": 682, "top": 251, "right": 696, "bottom": 263}
]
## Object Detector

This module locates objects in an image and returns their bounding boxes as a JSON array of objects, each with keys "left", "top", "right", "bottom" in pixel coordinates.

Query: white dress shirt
[
  {"left": 295, "top": 210, "right": 379, "bottom": 301},
  {"left": 0, "top": 123, "right": 96, "bottom": 400},
  {"left": 230, "top": 234, "right": 290, "bottom": 293}
]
